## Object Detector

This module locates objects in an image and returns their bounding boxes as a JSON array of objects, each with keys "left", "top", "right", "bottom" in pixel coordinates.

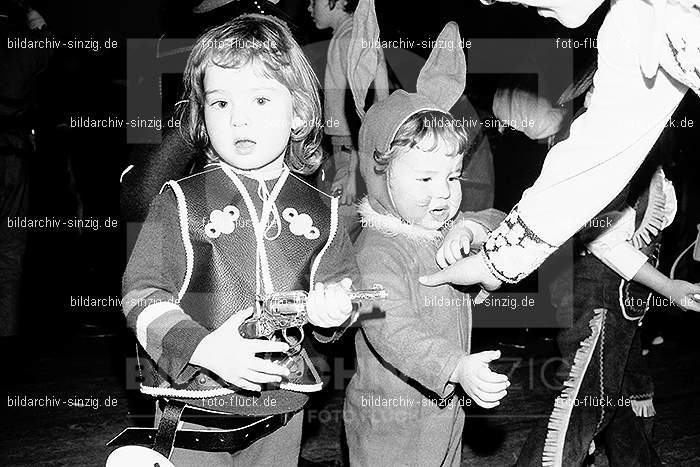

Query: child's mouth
[
  {"left": 430, "top": 207, "right": 449, "bottom": 221},
  {"left": 234, "top": 139, "right": 256, "bottom": 155}
]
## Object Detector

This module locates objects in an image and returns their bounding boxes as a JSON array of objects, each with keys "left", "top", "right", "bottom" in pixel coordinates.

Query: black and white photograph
[{"left": 2, "top": 0, "right": 700, "bottom": 465}]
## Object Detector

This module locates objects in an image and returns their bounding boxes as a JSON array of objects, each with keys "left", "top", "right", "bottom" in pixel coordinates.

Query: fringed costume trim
[{"left": 542, "top": 308, "right": 607, "bottom": 467}]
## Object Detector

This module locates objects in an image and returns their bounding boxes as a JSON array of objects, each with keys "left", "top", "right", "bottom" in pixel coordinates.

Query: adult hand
[{"left": 419, "top": 252, "right": 503, "bottom": 291}]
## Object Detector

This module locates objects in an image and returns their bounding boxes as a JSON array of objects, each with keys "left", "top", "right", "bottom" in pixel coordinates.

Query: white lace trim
[{"left": 482, "top": 206, "right": 556, "bottom": 283}]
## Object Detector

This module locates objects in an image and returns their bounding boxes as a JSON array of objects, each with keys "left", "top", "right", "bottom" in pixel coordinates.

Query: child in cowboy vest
[
  {"left": 342, "top": 15, "right": 511, "bottom": 466},
  {"left": 121, "top": 14, "right": 360, "bottom": 465}
]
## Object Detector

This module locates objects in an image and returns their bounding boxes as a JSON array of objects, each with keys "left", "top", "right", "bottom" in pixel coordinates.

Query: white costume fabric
[{"left": 482, "top": 0, "right": 696, "bottom": 283}]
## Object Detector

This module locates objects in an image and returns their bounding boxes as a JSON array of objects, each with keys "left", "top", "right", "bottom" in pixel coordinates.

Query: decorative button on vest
[{"left": 205, "top": 205, "right": 240, "bottom": 239}]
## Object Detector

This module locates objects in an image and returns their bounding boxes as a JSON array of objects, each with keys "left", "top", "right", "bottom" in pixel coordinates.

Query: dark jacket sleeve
[{"left": 122, "top": 189, "right": 210, "bottom": 384}]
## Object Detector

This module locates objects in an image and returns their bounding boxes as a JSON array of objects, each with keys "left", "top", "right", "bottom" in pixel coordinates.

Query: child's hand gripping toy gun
[
  {"left": 239, "top": 285, "right": 388, "bottom": 342},
  {"left": 238, "top": 285, "right": 388, "bottom": 380}
]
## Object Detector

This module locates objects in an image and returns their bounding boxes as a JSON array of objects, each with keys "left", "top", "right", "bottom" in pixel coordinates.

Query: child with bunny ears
[{"left": 341, "top": 8, "right": 510, "bottom": 465}]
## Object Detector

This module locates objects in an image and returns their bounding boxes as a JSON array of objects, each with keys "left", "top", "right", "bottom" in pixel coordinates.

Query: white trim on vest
[
  {"left": 309, "top": 196, "right": 339, "bottom": 289},
  {"left": 163, "top": 180, "right": 194, "bottom": 301}
]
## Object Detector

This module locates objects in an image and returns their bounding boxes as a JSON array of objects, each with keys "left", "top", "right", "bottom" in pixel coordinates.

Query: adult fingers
[
  {"left": 682, "top": 298, "right": 700, "bottom": 312},
  {"left": 419, "top": 260, "right": 475, "bottom": 287},
  {"left": 474, "top": 289, "right": 490, "bottom": 305}
]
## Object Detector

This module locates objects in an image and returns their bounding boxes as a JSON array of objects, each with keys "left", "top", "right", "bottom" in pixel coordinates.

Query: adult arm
[
  {"left": 420, "top": 1, "right": 688, "bottom": 288},
  {"left": 480, "top": 1, "right": 687, "bottom": 283}
]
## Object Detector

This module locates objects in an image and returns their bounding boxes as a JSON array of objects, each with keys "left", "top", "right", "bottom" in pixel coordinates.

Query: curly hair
[
  {"left": 177, "top": 14, "right": 323, "bottom": 175},
  {"left": 328, "top": 0, "right": 360, "bottom": 13},
  {"left": 373, "top": 110, "right": 470, "bottom": 175}
]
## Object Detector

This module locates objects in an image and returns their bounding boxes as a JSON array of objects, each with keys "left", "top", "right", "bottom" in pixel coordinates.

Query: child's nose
[
  {"left": 433, "top": 180, "right": 451, "bottom": 199},
  {"left": 230, "top": 107, "right": 250, "bottom": 127}
]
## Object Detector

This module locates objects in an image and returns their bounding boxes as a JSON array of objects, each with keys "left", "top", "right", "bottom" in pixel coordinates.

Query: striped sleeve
[{"left": 122, "top": 189, "right": 209, "bottom": 384}]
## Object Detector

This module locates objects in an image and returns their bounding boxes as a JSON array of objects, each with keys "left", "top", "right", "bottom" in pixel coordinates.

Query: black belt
[{"left": 107, "top": 400, "right": 297, "bottom": 454}]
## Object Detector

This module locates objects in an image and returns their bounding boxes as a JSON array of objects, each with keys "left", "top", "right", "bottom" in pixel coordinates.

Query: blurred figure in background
[
  {"left": 0, "top": 1, "right": 52, "bottom": 336},
  {"left": 308, "top": 0, "right": 389, "bottom": 240}
]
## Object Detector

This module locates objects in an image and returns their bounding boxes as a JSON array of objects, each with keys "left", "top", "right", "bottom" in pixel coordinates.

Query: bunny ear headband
[
  {"left": 349, "top": 12, "right": 467, "bottom": 159},
  {"left": 347, "top": 3, "right": 467, "bottom": 216}
]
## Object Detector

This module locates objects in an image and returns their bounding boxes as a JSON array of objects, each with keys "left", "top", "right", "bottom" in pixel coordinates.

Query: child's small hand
[
  {"left": 331, "top": 172, "right": 357, "bottom": 206},
  {"left": 450, "top": 350, "right": 510, "bottom": 409},
  {"left": 190, "top": 307, "right": 291, "bottom": 392},
  {"left": 662, "top": 279, "right": 700, "bottom": 312},
  {"left": 307, "top": 278, "right": 354, "bottom": 327},
  {"left": 436, "top": 223, "right": 474, "bottom": 268}
]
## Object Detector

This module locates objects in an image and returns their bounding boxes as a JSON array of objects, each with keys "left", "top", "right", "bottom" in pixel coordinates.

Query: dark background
[
  {"left": 2, "top": 1, "right": 700, "bottom": 465},
  {"left": 14, "top": 0, "right": 611, "bottom": 334}
]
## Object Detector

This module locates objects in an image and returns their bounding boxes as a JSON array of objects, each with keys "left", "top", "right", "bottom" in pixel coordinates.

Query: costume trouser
[
  {"left": 344, "top": 395, "right": 465, "bottom": 467},
  {"left": 154, "top": 405, "right": 303, "bottom": 467},
  {"left": 0, "top": 153, "right": 28, "bottom": 336},
  {"left": 517, "top": 255, "right": 661, "bottom": 466}
]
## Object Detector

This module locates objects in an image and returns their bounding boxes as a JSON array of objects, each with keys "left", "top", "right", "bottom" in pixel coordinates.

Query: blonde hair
[
  {"left": 178, "top": 14, "right": 323, "bottom": 174},
  {"left": 373, "top": 110, "right": 469, "bottom": 174}
]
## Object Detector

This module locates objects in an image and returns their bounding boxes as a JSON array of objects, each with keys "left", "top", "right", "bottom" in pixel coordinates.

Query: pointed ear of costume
[
  {"left": 416, "top": 21, "right": 466, "bottom": 111},
  {"left": 347, "top": 0, "right": 382, "bottom": 119}
]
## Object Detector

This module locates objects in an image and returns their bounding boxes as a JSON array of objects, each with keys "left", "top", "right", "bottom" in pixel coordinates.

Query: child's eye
[
  {"left": 449, "top": 176, "right": 460, "bottom": 182},
  {"left": 418, "top": 177, "right": 431, "bottom": 182},
  {"left": 210, "top": 100, "right": 227, "bottom": 109},
  {"left": 255, "top": 97, "right": 270, "bottom": 105}
]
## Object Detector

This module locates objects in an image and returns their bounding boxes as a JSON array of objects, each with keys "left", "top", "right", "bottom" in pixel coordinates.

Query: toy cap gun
[{"left": 238, "top": 285, "right": 388, "bottom": 347}]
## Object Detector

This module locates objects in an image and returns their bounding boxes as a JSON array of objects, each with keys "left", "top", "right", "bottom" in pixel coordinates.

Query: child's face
[
  {"left": 307, "top": 0, "right": 336, "bottom": 30},
  {"left": 387, "top": 137, "right": 463, "bottom": 230},
  {"left": 203, "top": 63, "right": 295, "bottom": 172}
]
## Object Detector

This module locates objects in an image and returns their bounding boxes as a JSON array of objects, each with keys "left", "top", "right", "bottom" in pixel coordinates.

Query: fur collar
[{"left": 357, "top": 198, "right": 443, "bottom": 246}]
